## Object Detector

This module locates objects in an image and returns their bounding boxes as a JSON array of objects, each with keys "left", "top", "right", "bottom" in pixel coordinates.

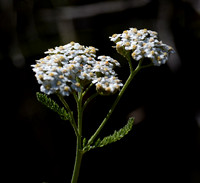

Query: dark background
[{"left": 1, "top": 0, "right": 200, "bottom": 182}]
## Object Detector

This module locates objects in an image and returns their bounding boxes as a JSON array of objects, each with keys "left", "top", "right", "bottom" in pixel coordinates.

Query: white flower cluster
[
  {"left": 32, "top": 42, "right": 123, "bottom": 96},
  {"left": 110, "top": 28, "right": 174, "bottom": 66}
]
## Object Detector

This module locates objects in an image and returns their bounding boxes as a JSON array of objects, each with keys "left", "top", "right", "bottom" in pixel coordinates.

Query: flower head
[
  {"left": 110, "top": 28, "right": 174, "bottom": 66},
  {"left": 92, "top": 76, "right": 123, "bottom": 95},
  {"left": 32, "top": 42, "right": 123, "bottom": 96}
]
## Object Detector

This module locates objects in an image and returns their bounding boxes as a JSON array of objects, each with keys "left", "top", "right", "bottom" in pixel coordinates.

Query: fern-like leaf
[
  {"left": 84, "top": 117, "right": 134, "bottom": 151},
  {"left": 36, "top": 92, "right": 70, "bottom": 120}
]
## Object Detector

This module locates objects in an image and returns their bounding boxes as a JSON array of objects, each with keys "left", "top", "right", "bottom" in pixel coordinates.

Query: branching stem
[
  {"left": 87, "top": 58, "right": 143, "bottom": 146},
  {"left": 61, "top": 58, "right": 147, "bottom": 183}
]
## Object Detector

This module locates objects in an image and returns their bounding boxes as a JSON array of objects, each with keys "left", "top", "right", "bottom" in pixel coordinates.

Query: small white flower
[
  {"left": 131, "top": 47, "right": 143, "bottom": 61},
  {"left": 59, "top": 85, "right": 71, "bottom": 96},
  {"left": 71, "top": 82, "right": 82, "bottom": 92},
  {"left": 110, "top": 34, "right": 121, "bottom": 43}
]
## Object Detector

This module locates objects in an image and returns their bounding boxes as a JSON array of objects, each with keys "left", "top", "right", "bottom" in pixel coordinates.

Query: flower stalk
[
  {"left": 70, "top": 90, "right": 84, "bottom": 183},
  {"left": 71, "top": 137, "right": 83, "bottom": 183},
  {"left": 87, "top": 57, "right": 142, "bottom": 146}
]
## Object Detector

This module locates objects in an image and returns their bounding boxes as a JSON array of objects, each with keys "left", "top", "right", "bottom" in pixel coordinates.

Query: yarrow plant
[{"left": 32, "top": 28, "right": 174, "bottom": 183}]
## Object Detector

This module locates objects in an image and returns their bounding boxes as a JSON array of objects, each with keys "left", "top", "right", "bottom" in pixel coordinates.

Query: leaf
[
  {"left": 36, "top": 92, "right": 70, "bottom": 120},
  {"left": 84, "top": 117, "right": 134, "bottom": 151},
  {"left": 82, "top": 138, "right": 87, "bottom": 148}
]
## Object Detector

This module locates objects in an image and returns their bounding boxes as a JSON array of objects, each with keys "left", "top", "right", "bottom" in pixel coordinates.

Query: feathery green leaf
[
  {"left": 36, "top": 92, "right": 70, "bottom": 120},
  {"left": 83, "top": 117, "right": 134, "bottom": 151}
]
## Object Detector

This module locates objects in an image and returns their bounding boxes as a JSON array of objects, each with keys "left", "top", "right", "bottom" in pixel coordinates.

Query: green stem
[
  {"left": 82, "top": 83, "right": 94, "bottom": 97},
  {"left": 77, "top": 92, "right": 83, "bottom": 136},
  {"left": 140, "top": 63, "right": 154, "bottom": 69},
  {"left": 87, "top": 59, "right": 143, "bottom": 145},
  {"left": 71, "top": 136, "right": 83, "bottom": 183},
  {"left": 71, "top": 91, "right": 84, "bottom": 183},
  {"left": 57, "top": 94, "right": 79, "bottom": 137},
  {"left": 83, "top": 92, "right": 98, "bottom": 112}
]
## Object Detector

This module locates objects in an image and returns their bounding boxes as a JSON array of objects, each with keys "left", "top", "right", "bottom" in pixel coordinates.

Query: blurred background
[{"left": 1, "top": 0, "right": 200, "bottom": 182}]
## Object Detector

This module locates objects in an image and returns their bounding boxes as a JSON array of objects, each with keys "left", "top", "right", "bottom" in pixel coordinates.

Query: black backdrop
[{"left": 2, "top": 0, "right": 200, "bottom": 182}]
